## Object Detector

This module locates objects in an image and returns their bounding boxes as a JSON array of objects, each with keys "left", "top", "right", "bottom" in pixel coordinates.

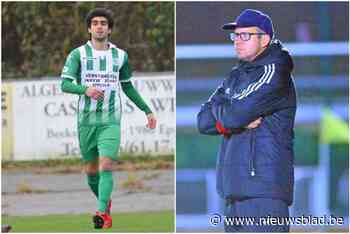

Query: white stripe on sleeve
[
  {"left": 61, "top": 74, "right": 76, "bottom": 80},
  {"left": 252, "top": 63, "right": 275, "bottom": 92},
  {"left": 237, "top": 64, "right": 274, "bottom": 100},
  {"left": 236, "top": 65, "right": 269, "bottom": 100},
  {"left": 266, "top": 63, "right": 275, "bottom": 84}
]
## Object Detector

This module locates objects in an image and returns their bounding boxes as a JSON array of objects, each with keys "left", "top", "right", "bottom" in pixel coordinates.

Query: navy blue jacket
[{"left": 197, "top": 40, "right": 297, "bottom": 206}]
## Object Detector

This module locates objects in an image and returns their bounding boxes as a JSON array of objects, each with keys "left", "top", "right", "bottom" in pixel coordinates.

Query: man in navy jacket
[{"left": 197, "top": 9, "right": 297, "bottom": 232}]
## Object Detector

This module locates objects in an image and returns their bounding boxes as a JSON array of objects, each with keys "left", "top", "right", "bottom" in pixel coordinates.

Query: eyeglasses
[{"left": 230, "top": 32, "right": 266, "bottom": 42}]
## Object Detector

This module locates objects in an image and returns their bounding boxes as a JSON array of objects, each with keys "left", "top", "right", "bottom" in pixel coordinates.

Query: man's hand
[
  {"left": 216, "top": 121, "right": 231, "bottom": 138},
  {"left": 246, "top": 117, "right": 262, "bottom": 129},
  {"left": 146, "top": 113, "right": 157, "bottom": 129},
  {"left": 85, "top": 87, "right": 104, "bottom": 100}
]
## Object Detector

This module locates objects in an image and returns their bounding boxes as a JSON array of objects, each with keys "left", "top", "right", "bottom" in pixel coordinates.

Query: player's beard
[
  {"left": 94, "top": 35, "right": 108, "bottom": 42},
  {"left": 92, "top": 31, "right": 109, "bottom": 42},
  {"left": 95, "top": 36, "right": 107, "bottom": 42}
]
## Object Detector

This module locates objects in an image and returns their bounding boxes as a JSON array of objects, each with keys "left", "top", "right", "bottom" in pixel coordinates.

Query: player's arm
[
  {"left": 214, "top": 63, "right": 293, "bottom": 129},
  {"left": 121, "top": 82, "right": 152, "bottom": 114},
  {"left": 60, "top": 49, "right": 87, "bottom": 95},
  {"left": 61, "top": 78, "right": 87, "bottom": 95},
  {"left": 119, "top": 52, "right": 152, "bottom": 114},
  {"left": 120, "top": 52, "right": 156, "bottom": 129}
]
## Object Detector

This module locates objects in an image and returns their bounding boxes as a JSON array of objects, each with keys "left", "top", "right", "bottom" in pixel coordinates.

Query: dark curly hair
[{"left": 85, "top": 8, "right": 114, "bottom": 29}]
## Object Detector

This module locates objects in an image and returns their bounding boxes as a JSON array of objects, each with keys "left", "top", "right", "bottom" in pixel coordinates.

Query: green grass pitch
[{"left": 1, "top": 210, "right": 174, "bottom": 232}]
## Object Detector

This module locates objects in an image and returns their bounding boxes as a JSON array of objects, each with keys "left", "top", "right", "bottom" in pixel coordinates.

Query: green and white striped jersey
[{"left": 61, "top": 41, "right": 131, "bottom": 126}]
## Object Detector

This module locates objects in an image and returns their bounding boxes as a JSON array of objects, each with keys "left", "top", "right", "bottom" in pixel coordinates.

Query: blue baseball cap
[{"left": 222, "top": 9, "right": 274, "bottom": 39}]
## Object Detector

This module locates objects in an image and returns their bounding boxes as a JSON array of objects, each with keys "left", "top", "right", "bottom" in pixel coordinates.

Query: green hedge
[{"left": 2, "top": 2, "right": 174, "bottom": 79}]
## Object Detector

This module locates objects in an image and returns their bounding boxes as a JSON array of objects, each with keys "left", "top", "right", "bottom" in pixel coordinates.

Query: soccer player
[{"left": 60, "top": 8, "right": 157, "bottom": 229}]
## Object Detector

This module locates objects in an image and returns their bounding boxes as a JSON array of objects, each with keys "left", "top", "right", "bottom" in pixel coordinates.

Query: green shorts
[{"left": 78, "top": 124, "right": 121, "bottom": 162}]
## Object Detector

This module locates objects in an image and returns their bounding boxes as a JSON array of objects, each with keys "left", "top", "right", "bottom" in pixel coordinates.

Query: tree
[{"left": 2, "top": 2, "right": 174, "bottom": 79}]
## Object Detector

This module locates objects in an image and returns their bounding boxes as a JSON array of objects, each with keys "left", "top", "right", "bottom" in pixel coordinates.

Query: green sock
[
  {"left": 87, "top": 173, "right": 100, "bottom": 198},
  {"left": 98, "top": 171, "right": 114, "bottom": 213}
]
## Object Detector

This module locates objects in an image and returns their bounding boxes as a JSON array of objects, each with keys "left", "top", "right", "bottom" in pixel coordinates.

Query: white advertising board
[{"left": 4, "top": 74, "right": 174, "bottom": 160}]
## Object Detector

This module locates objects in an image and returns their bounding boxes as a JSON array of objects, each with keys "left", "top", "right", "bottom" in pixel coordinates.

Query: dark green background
[{"left": 2, "top": 2, "right": 174, "bottom": 79}]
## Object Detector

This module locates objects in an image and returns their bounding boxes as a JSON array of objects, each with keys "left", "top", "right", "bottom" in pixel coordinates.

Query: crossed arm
[
  {"left": 197, "top": 64, "right": 289, "bottom": 136},
  {"left": 197, "top": 92, "right": 262, "bottom": 137}
]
